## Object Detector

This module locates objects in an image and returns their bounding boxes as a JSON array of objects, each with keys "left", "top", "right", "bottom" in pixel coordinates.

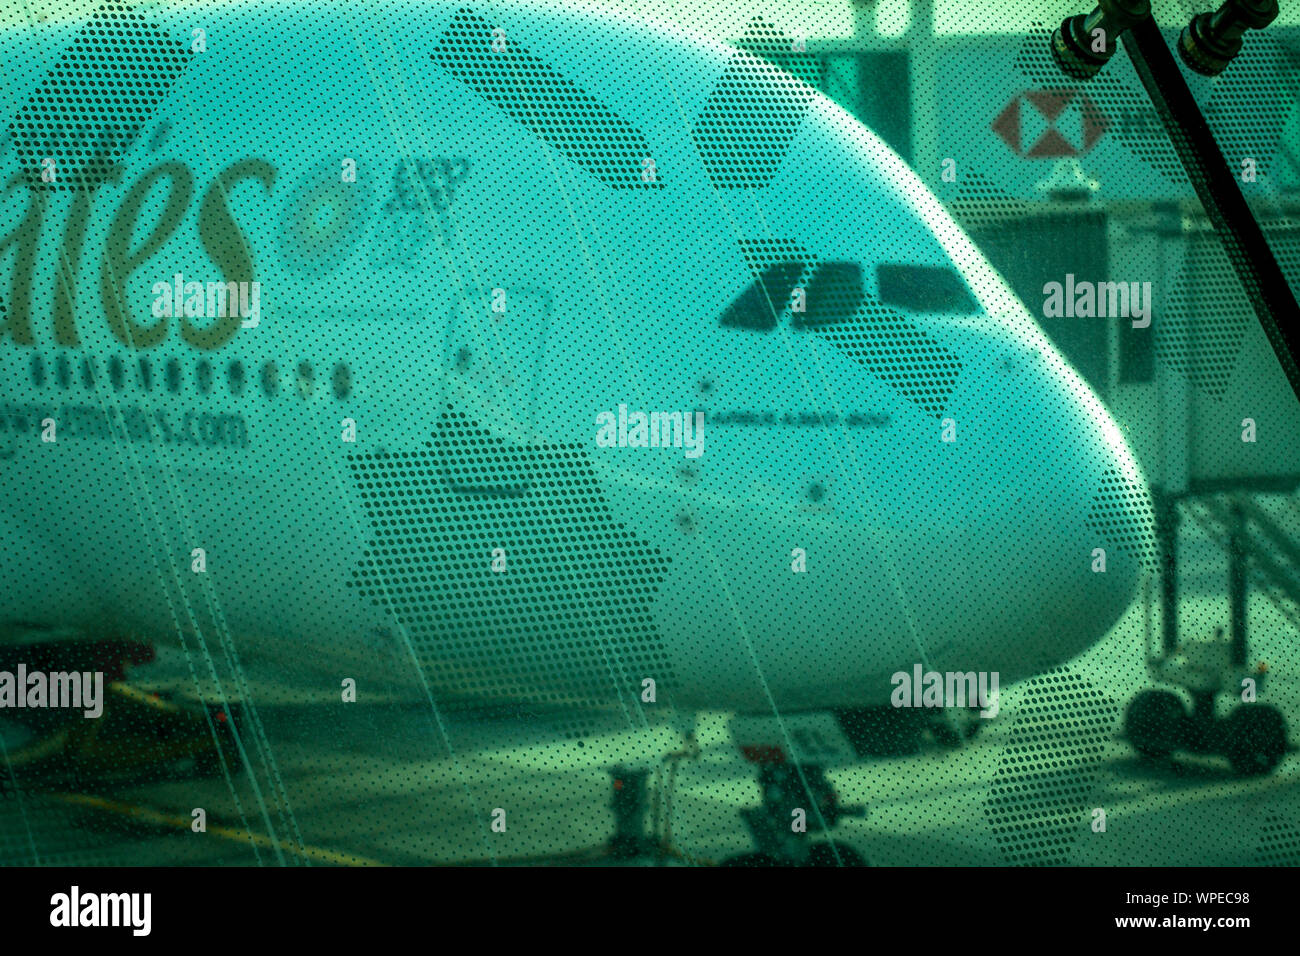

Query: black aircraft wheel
[
  {"left": 1125, "top": 690, "right": 1185, "bottom": 760},
  {"left": 1225, "top": 704, "right": 1287, "bottom": 777}
]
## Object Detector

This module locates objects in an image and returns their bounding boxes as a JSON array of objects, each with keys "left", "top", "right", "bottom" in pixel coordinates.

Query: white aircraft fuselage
[{"left": 0, "top": 1, "right": 1153, "bottom": 719}]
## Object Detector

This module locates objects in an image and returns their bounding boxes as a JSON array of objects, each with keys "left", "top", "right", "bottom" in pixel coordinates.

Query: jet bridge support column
[
  {"left": 1157, "top": 491, "right": 1180, "bottom": 656},
  {"left": 1228, "top": 499, "right": 1248, "bottom": 668}
]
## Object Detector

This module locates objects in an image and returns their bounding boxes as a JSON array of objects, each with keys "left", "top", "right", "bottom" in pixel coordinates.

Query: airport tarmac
[{"left": 2, "top": 518, "right": 1297, "bottom": 867}]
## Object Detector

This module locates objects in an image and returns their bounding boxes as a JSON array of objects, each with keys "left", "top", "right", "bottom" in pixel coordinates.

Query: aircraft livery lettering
[{"left": 0, "top": 159, "right": 275, "bottom": 351}]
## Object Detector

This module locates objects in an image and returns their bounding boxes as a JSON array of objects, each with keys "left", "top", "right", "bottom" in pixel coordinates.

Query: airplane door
[{"left": 442, "top": 286, "right": 553, "bottom": 444}]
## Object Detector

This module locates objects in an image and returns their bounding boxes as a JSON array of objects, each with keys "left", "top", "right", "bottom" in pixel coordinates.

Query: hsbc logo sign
[{"left": 993, "top": 89, "right": 1109, "bottom": 157}]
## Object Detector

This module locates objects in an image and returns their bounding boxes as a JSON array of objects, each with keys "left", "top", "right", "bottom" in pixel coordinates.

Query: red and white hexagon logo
[{"left": 993, "top": 89, "right": 1109, "bottom": 157}]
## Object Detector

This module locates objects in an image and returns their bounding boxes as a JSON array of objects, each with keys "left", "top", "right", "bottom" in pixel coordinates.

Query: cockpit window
[
  {"left": 721, "top": 261, "right": 807, "bottom": 329},
  {"left": 877, "top": 263, "right": 980, "bottom": 314},
  {"left": 790, "top": 261, "right": 863, "bottom": 328},
  {"left": 721, "top": 259, "right": 980, "bottom": 330}
]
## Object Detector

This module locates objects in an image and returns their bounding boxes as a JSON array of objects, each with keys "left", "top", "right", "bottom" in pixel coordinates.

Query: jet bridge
[{"left": 793, "top": 1, "right": 1300, "bottom": 777}]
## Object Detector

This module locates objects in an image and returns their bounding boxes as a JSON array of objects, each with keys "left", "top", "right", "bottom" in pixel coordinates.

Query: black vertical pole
[
  {"left": 1158, "top": 491, "right": 1180, "bottom": 655},
  {"left": 1228, "top": 499, "right": 1248, "bottom": 667},
  {"left": 1119, "top": 16, "right": 1300, "bottom": 405}
]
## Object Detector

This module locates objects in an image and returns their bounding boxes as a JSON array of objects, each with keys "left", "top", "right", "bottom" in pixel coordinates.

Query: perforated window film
[
  {"left": 877, "top": 263, "right": 980, "bottom": 314},
  {"left": 0, "top": 0, "right": 1296, "bottom": 880},
  {"left": 8, "top": 2, "right": 193, "bottom": 190}
]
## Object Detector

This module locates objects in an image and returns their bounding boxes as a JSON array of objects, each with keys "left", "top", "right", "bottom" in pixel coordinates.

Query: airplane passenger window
[
  {"left": 229, "top": 361, "right": 246, "bottom": 395},
  {"left": 165, "top": 358, "right": 181, "bottom": 393},
  {"left": 297, "top": 360, "right": 314, "bottom": 397},
  {"left": 29, "top": 354, "right": 44, "bottom": 387},
  {"left": 876, "top": 263, "right": 981, "bottom": 314},
  {"left": 197, "top": 359, "right": 212, "bottom": 394},
  {"left": 261, "top": 361, "right": 279, "bottom": 396},
  {"left": 137, "top": 357, "right": 152, "bottom": 391},
  {"left": 108, "top": 355, "right": 123, "bottom": 390},
  {"left": 333, "top": 362, "right": 351, "bottom": 399}
]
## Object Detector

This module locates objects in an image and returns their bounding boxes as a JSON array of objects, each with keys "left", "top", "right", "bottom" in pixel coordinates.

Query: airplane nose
[
  {"left": 1084, "top": 435, "right": 1160, "bottom": 577},
  {"left": 989, "top": 347, "right": 1157, "bottom": 670},
  {"left": 874, "top": 339, "right": 1157, "bottom": 682},
  {"left": 1038, "top": 350, "right": 1159, "bottom": 575}
]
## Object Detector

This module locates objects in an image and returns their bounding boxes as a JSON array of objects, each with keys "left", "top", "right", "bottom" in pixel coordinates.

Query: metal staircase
[{"left": 1184, "top": 494, "right": 1300, "bottom": 634}]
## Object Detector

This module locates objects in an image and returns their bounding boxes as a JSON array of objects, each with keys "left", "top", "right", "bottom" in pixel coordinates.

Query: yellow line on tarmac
[
  {"left": 5, "top": 728, "right": 72, "bottom": 766},
  {"left": 52, "top": 793, "right": 389, "bottom": 867}
]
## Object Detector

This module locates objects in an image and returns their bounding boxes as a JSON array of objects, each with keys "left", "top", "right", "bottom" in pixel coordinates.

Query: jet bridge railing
[
  {"left": 1190, "top": 496, "right": 1300, "bottom": 632},
  {"left": 1177, "top": 492, "right": 1300, "bottom": 660}
]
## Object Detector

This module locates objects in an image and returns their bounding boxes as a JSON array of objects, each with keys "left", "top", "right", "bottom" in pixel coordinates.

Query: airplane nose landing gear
[
  {"left": 1125, "top": 688, "right": 1287, "bottom": 775},
  {"left": 721, "top": 761, "right": 867, "bottom": 867}
]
